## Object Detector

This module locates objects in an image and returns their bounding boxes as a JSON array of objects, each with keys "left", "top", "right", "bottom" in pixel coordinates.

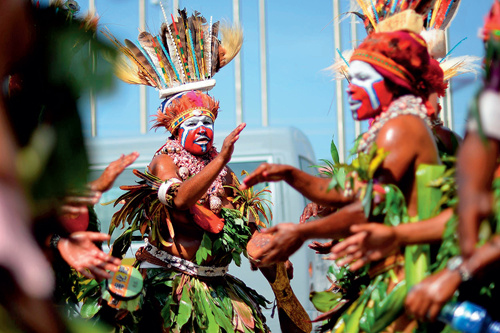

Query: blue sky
[{"left": 72, "top": 0, "right": 491, "bottom": 163}]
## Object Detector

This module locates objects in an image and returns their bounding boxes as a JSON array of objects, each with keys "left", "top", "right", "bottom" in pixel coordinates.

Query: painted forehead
[
  {"left": 181, "top": 115, "right": 214, "bottom": 126},
  {"left": 348, "top": 60, "right": 383, "bottom": 79}
]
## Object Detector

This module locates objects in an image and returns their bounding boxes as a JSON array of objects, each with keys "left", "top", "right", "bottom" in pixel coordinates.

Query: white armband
[{"left": 158, "top": 178, "right": 182, "bottom": 205}]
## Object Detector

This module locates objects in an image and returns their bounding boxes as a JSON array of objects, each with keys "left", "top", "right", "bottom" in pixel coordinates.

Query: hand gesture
[
  {"left": 328, "top": 223, "right": 398, "bottom": 271},
  {"left": 240, "top": 163, "right": 293, "bottom": 190},
  {"left": 458, "top": 192, "right": 492, "bottom": 258},
  {"left": 250, "top": 223, "right": 305, "bottom": 266},
  {"left": 308, "top": 240, "right": 337, "bottom": 254},
  {"left": 300, "top": 203, "right": 334, "bottom": 223},
  {"left": 58, "top": 231, "right": 121, "bottom": 280},
  {"left": 90, "top": 151, "right": 139, "bottom": 192},
  {"left": 405, "top": 269, "right": 461, "bottom": 322},
  {"left": 219, "top": 123, "right": 246, "bottom": 164}
]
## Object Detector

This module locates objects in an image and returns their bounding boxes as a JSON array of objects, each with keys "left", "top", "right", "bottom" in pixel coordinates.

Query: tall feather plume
[
  {"left": 211, "top": 21, "right": 220, "bottom": 75},
  {"left": 138, "top": 31, "right": 169, "bottom": 87},
  {"left": 112, "top": 54, "right": 150, "bottom": 85},
  {"left": 190, "top": 12, "right": 205, "bottom": 78},
  {"left": 325, "top": 49, "right": 354, "bottom": 81},
  {"left": 102, "top": 7, "right": 241, "bottom": 93},
  {"left": 161, "top": 22, "right": 186, "bottom": 83},
  {"left": 187, "top": 14, "right": 201, "bottom": 79},
  {"left": 440, "top": 55, "right": 481, "bottom": 81},
  {"left": 153, "top": 36, "right": 180, "bottom": 84},
  {"left": 177, "top": 10, "right": 195, "bottom": 82},
  {"left": 205, "top": 16, "right": 213, "bottom": 78},
  {"left": 171, "top": 14, "right": 191, "bottom": 81},
  {"left": 219, "top": 21, "right": 243, "bottom": 68},
  {"left": 125, "top": 39, "right": 162, "bottom": 88},
  {"left": 102, "top": 28, "right": 159, "bottom": 87},
  {"left": 430, "top": 0, "right": 461, "bottom": 29}
]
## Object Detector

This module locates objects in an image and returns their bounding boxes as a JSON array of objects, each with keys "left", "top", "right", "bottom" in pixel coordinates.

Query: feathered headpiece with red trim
[
  {"left": 352, "top": 31, "right": 447, "bottom": 99},
  {"left": 152, "top": 90, "right": 219, "bottom": 134}
]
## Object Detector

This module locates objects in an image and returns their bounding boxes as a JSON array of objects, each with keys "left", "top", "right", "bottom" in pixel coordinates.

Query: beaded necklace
[
  {"left": 155, "top": 138, "right": 227, "bottom": 213},
  {"left": 357, "top": 95, "right": 432, "bottom": 154}
]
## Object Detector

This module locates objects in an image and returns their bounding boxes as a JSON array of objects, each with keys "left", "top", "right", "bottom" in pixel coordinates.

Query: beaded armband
[{"left": 158, "top": 179, "right": 182, "bottom": 208}]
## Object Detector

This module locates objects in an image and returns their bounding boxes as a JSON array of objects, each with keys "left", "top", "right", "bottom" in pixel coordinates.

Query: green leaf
[
  {"left": 177, "top": 286, "right": 193, "bottom": 329},
  {"left": 309, "top": 291, "right": 343, "bottom": 312},
  {"left": 362, "top": 180, "right": 373, "bottom": 217},
  {"left": 331, "top": 139, "right": 340, "bottom": 164},
  {"left": 80, "top": 296, "right": 101, "bottom": 318}
]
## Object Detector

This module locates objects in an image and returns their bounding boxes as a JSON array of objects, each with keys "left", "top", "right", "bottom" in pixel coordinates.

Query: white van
[{"left": 86, "top": 126, "right": 328, "bottom": 332}]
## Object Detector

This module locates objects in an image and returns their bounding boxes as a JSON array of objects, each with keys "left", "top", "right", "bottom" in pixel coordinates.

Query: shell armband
[{"left": 158, "top": 178, "right": 182, "bottom": 208}]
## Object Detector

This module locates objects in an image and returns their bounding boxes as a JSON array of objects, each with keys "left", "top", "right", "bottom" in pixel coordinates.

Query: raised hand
[
  {"left": 300, "top": 203, "right": 335, "bottom": 223},
  {"left": 405, "top": 269, "right": 461, "bottom": 322},
  {"left": 90, "top": 151, "right": 139, "bottom": 192},
  {"left": 328, "top": 223, "right": 398, "bottom": 271},
  {"left": 219, "top": 123, "right": 246, "bottom": 164},
  {"left": 240, "top": 163, "right": 293, "bottom": 190},
  {"left": 308, "top": 240, "right": 337, "bottom": 254},
  {"left": 58, "top": 231, "right": 121, "bottom": 280},
  {"left": 250, "top": 223, "right": 305, "bottom": 266}
]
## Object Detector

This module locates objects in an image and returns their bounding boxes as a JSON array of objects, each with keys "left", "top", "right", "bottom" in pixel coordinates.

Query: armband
[{"left": 158, "top": 178, "right": 182, "bottom": 208}]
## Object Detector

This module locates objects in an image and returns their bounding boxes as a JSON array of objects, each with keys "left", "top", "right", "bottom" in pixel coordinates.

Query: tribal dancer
[
  {"left": 240, "top": 7, "right": 449, "bottom": 331},
  {"left": 405, "top": 0, "right": 500, "bottom": 324},
  {"left": 79, "top": 8, "right": 310, "bottom": 333}
]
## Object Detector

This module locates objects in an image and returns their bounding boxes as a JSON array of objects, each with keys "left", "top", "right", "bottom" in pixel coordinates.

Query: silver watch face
[{"left": 447, "top": 256, "right": 463, "bottom": 271}]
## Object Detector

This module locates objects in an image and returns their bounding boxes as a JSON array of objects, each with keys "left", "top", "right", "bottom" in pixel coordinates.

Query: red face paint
[
  {"left": 178, "top": 115, "right": 214, "bottom": 155},
  {"left": 347, "top": 61, "right": 393, "bottom": 120}
]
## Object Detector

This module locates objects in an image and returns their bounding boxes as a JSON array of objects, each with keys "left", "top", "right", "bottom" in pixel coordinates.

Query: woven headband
[
  {"left": 350, "top": 50, "right": 415, "bottom": 84},
  {"left": 168, "top": 108, "right": 215, "bottom": 132}
]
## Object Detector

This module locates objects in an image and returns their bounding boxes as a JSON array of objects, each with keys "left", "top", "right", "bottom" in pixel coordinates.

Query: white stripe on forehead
[
  {"left": 349, "top": 60, "right": 383, "bottom": 109},
  {"left": 161, "top": 91, "right": 191, "bottom": 114}
]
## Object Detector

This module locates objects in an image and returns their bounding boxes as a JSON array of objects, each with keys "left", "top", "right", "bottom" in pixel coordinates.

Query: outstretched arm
[
  {"left": 151, "top": 123, "right": 245, "bottom": 210},
  {"left": 250, "top": 201, "right": 366, "bottom": 266},
  {"left": 240, "top": 163, "right": 353, "bottom": 208},
  {"left": 406, "top": 233, "right": 500, "bottom": 322},
  {"left": 57, "top": 231, "right": 121, "bottom": 280},
  {"left": 329, "top": 208, "right": 452, "bottom": 271},
  {"left": 457, "top": 132, "right": 499, "bottom": 259}
]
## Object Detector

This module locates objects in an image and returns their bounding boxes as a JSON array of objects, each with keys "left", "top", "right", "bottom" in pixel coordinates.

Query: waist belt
[{"left": 136, "top": 240, "right": 229, "bottom": 277}]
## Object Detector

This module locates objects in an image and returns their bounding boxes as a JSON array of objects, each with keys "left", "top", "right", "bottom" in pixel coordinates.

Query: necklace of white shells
[{"left": 155, "top": 138, "right": 227, "bottom": 214}]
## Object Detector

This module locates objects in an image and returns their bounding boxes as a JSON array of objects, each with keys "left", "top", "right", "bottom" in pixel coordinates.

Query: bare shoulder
[
  {"left": 376, "top": 114, "right": 434, "bottom": 150},
  {"left": 376, "top": 114, "right": 439, "bottom": 165},
  {"left": 149, "top": 154, "right": 178, "bottom": 180}
]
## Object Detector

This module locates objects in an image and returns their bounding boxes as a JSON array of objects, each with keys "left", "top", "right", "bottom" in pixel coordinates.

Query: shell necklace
[{"left": 155, "top": 138, "right": 227, "bottom": 213}]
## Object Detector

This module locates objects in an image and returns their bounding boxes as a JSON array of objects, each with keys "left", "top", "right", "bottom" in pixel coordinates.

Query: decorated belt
[{"left": 138, "top": 240, "right": 229, "bottom": 277}]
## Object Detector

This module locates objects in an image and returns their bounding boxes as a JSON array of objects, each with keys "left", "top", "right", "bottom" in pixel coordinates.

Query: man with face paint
[
  {"left": 240, "top": 30, "right": 446, "bottom": 265},
  {"left": 100, "top": 89, "right": 309, "bottom": 333},
  {"left": 238, "top": 29, "right": 448, "bottom": 332}
]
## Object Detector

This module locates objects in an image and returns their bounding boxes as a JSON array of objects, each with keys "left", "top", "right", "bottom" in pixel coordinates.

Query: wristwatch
[{"left": 447, "top": 255, "right": 472, "bottom": 282}]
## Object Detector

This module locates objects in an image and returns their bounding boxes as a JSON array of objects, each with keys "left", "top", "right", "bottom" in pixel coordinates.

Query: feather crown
[
  {"left": 152, "top": 90, "right": 219, "bottom": 134},
  {"left": 328, "top": 0, "right": 478, "bottom": 84},
  {"left": 102, "top": 7, "right": 243, "bottom": 100}
]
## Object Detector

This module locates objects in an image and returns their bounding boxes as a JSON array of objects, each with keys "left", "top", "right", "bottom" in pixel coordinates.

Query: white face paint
[
  {"left": 179, "top": 115, "right": 214, "bottom": 155},
  {"left": 347, "top": 60, "right": 385, "bottom": 119}
]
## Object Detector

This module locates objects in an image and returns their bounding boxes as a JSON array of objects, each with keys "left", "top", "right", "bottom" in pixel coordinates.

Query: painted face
[
  {"left": 347, "top": 60, "right": 393, "bottom": 120},
  {"left": 178, "top": 115, "right": 214, "bottom": 155}
]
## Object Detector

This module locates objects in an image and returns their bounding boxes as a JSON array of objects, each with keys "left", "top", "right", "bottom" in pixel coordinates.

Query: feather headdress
[
  {"left": 329, "top": 0, "right": 477, "bottom": 82},
  {"left": 103, "top": 7, "right": 243, "bottom": 99}
]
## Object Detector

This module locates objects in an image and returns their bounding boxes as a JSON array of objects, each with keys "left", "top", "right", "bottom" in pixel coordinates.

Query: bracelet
[
  {"left": 158, "top": 178, "right": 182, "bottom": 206},
  {"left": 446, "top": 255, "right": 472, "bottom": 282},
  {"left": 50, "top": 234, "right": 61, "bottom": 251}
]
